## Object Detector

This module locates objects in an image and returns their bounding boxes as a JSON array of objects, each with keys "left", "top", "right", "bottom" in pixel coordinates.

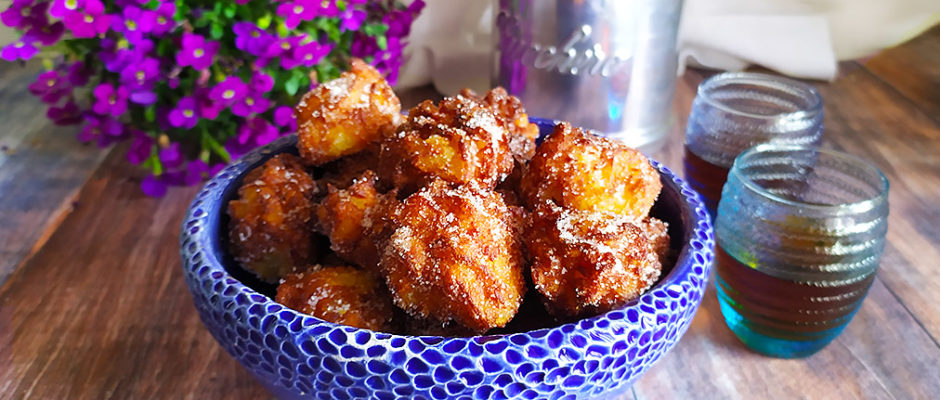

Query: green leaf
[
  {"left": 145, "top": 107, "right": 156, "bottom": 123},
  {"left": 210, "top": 21, "right": 224, "bottom": 40},
  {"left": 223, "top": 2, "right": 237, "bottom": 19},
  {"left": 284, "top": 73, "right": 302, "bottom": 96},
  {"left": 276, "top": 20, "right": 289, "bottom": 37},
  {"left": 376, "top": 35, "right": 388, "bottom": 51},
  {"left": 257, "top": 12, "right": 273, "bottom": 30},
  {"left": 363, "top": 23, "right": 389, "bottom": 37}
]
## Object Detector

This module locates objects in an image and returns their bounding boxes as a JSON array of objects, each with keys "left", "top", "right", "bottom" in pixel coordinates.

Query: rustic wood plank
[
  {"left": 0, "top": 61, "right": 110, "bottom": 286},
  {"left": 634, "top": 62, "right": 940, "bottom": 398},
  {"left": 862, "top": 25, "right": 940, "bottom": 122}
]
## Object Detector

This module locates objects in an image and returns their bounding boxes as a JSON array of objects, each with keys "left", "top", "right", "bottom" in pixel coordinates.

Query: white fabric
[{"left": 396, "top": 0, "right": 940, "bottom": 91}]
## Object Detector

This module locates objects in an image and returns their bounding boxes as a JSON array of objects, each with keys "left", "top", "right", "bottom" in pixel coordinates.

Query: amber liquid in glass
[
  {"left": 682, "top": 145, "right": 730, "bottom": 214},
  {"left": 715, "top": 245, "right": 875, "bottom": 345}
]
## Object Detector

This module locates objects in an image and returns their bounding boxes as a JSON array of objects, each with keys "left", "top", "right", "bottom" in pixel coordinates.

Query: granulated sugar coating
[
  {"left": 377, "top": 90, "right": 521, "bottom": 194},
  {"left": 520, "top": 122, "right": 663, "bottom": 219},
  {"left": 525, "top": 201, "right": 664, "bottom": 318},
  {"left": 379, "top": 180, "right": 526, "bottom": 333},
  {"left": 275, "top": 265, "right": 398, "bottom": 331},
  {"left": 295, "top": 59, "right": 401, "bottom": 166},
  {"left": 227, "top": 154, "right": 318, "bottom": 282},
  {"left": 315, "top": 170, "right": 398, "bottom": 271}
]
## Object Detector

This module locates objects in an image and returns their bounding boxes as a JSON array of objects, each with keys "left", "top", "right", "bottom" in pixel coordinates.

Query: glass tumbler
[
  {"left": 684, "top": 72, "right": 824, "bottom": 215},
  {"left": 714, "top": 144, "right": 889, "bottom": 358}
]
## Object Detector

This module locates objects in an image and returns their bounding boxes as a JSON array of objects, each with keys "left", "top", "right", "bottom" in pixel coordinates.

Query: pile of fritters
[{"left": 226, "top": 59, "right": 671, "bottom": 335}]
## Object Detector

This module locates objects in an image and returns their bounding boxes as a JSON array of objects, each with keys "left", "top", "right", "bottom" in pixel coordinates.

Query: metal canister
[{"left": 494, "top": 0, "right": 683, "bottom": 149}]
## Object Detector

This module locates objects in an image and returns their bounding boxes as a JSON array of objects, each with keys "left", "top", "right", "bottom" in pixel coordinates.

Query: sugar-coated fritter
[
  {"left": 276, "top": 265, "right": 397, "bottom": 331},
  {"left": 315, "top": 170, "right": 397, "bottom": 270},
  {"left": 316, "top": 146, "right": 381, "bottom": 192},
  {"left": 377, "top": 93, "right": 514, "bottom": 194},
  {"left": 525, "top": 201, "right": 664, "bottom": 317},
  {"left": 380, "top": 180, "right": 526, "bottom": 333},
  {"left": 296, "top": 59, "right": 401, "bottom": 166},
  {"left": 642, "top": 217, "right": 671, "bottom": 264},
  {"left": 460, "top": 87, "right": 539, "bottom": 161},
  {"left": 228, "top": 154, "right": 317, "bottom": 282},
  {"left": 520, "top": 122, "right": 662, "bottom": 219}
]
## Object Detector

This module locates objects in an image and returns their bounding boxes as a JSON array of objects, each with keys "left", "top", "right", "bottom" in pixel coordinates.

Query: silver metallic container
[{"left": 494, "top": 0, "right": 683, "bottom": 149}]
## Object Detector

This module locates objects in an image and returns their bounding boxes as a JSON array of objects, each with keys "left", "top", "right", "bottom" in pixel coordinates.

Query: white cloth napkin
[{"left": 396, "top": 0, "right": 940, "bottom": 91}]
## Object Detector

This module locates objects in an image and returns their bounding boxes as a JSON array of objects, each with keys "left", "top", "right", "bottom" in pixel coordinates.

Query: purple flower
[
  {"left": 338, "top": 8, "right": 366, "bottom": 32},
  {"left": 273, "top": 105, "right": 297, "bottom": 131},
  {"left": 78, "top": 114, "right": 124, "bottom": 147},
  {"left": 47, "top": 100, "right": 83, "bottom": 125},
  {"left": 159, "top": 142, "right": 183, "bottom": 168},
  {"left": 250, "top": 71, "right": 274, "bottom": 92},
  {"left": 225, "top": 116, "right": 279, "bottom": 159},
  {"left": 276, "top": 0, "right": 317, "bottom": 29},
  {"left": 129, "top": 91, "right": 157, "bottom": 105},
  {"left": 176, "top": 33, "right": 219, "bottom": 70},
  {"left": 120, "top": 57, "right": 159, "bottom": 90},
  {"left": 208, "top": 76, "right": 247, "bottom": 105},
  {"left": 193, "top": 88, "right": 223, "bottom": 119},
  {"left": 2, "top": 1, "right": 41, "bottom": 30},
  {"left": 62, "top": 0, "right": 111, "bottom": 38},
  {"left": 151, "top": 2, "right": 176, "bottom": 36},
  {"left": 112, "top": 6, "right": 156, "bottom": 44},
  {"left": 182, "top": 160, "right": 209, "bottom": 186},
  {"left": 102, "top": 39, "right": 153, "bottom": 73},
  {"left": 291, "top": 41, "right": 332, "bottom": 68},
  {"left": 29, "top": 70, "right": 70, "bottom": 104},
  {"left": 92, "top": 83, "right": 130, "bottom": 116},
  {"left": 68, "top": 61, "right": 89, "bottom": 86},
  {"left": 127, "top": 131, "right": 153, "bottom": 165},
  {"left": 50, "top": 0, "right": 83, "bottom": 18},
  {"left": 231, "top": 91, "right": 271, "bottom": 117},
  {"left": 27, "top": 21, "right": 65, "bottom": 46},
  {"left": 168, "top": 96, "right": 198, "bottom": 129},
  {"left": 233, "top": 22, "right": 274, "bottom": 56},
  {"left": 316, "top": 0, "right": 339, "bottom": 18},
  {"left": 1, "top": 34, "right": 38, "bottom": 61},
  {"left": 141, "top": 174, "right": 167, "bottom": 197}
]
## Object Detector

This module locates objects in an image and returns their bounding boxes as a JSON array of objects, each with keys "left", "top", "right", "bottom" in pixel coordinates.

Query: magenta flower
[
  {"left": 102, "top": 39, "right": 153, "bottom": 73},
  {"left": 127, "top": 131, "right": 153, "bottom": 165},
  {"left": 231, "top": 92, "right": 271, "bottom": 117},
  {"left": 78, "top": 114, "right": 124, "bottom": 147},
  {"left": 273, "top": 105, "right": 297, "bottom": 131},
  {"left": 316, "top": 0, "right": 339, "bottom": 18},
  {"left": 47, "top": 100, "right": 83, "bottom": 125},
  {"left": 141, "top": 174, "right": 167, "bottom": 197},
  {"left": 182, "top": 160, "right": 209, "bottom": 186},
  {"left": 1, "top": 35, "right": 38, "bottom": 61},
  {"left": 250, "top": 71, "right": 274, "bottom": 93},
  {"left": 168, "top": 96, "right": 199, "bottom": 129},
  {"left": 176, "top": 33, "right": 219, "bottom": 71},
  {"left": 68, "top": 61, "right": 89, "bottom": 86},
  {"left": 225, "top": 116, "right": 279, "bottom": 159},
  {"left": 276, "top": 0, "right": 317, "bottom": 29},
  {"left": 92, "top": 83, "right": 130, "bottom": 116},
  {"left": 112, "top": 6, "right": 156, "bottom": 44},
  {"left": 29, "top": 70, "right": 70, "bottom": 104},
  {"left": 150, "top": 2, "right": 176, "bottom": 36},
  {"left": 2, "top": 1, "right": 41, "bottom": 30},
  {"left": 159, "top": 142, "right": 183, "bottom": 168},
  {"left": 338, "top": 9, "right": 366, "bottom": 32},
  {"left": 291, "top": 41, "right": 332, "bottom": 68},
  {"left": 27, "top": 21, "right": 65, "bottom": 46},
  {"left": 120, "top": 57, "right": 159, "bottom": 90},
  {"left": 233, "top": 22, "right": 274, "bottom": 56},
  {"left": 208, "top": 76, "right": 248, "bottom": 106},
  {"left": 62, "top": 0, "right": 111, "bottom": 38},
  {"left": 50, "top": 0, "right": 83, "bottom": 18}
]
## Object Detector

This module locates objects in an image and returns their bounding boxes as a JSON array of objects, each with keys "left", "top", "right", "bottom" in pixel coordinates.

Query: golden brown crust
[
  {"left": 296, "top": 59, "right": 401, "bottom": 166},
  {"left": 227, "top": 154, "right": 317, "bottom": 282},
  {"left": 461, "top": 87, "right": 538, "bottom": 162},
  {"left": 379, "top": 180, "right": 527, "bottom": 333},
  {"left": 524, "top": 201, "right": 663, "bottom": 317},
  {"left": 377, "top": 94, "right": 514, "bottom": 194},
  {"left": 520, "top": 122, "right": 662, "bottom": 219},
  {"left": 315, "top": 170, "right": 398, "bottom": 271},
  {"left": 276, "top": 265, "right": 397, "bottom": 331},
  {"left": 315, "top": 146, "right": 381, "bottom": 192}
]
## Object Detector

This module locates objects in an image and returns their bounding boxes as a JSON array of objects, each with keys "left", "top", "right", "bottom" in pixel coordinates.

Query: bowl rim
[{"left": 181, "top": 117, "right": 714, "bottom": 343}]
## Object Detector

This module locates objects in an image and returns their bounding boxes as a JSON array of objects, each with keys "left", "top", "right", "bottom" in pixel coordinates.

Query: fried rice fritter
[
  {"left": 276, "top": 265, "right": 397, "bottom": 331},
  {"left": 459, "top": 87, "right": 539, "bottom": 161},
  {"left": 525, "top": 201, "right": 665, "bottom": 318},
  {"left": 315, "top": 170, "right": 398, "bottom": 270},
  {"left": 296, "top": 58, "right": 401, "bottom": 166},
  {"left": 520, "top": 122, "right": 662, "bottom": 219},
  {"left": 377, "top": 93, "right": 514, "bottom": 194},
  {"left": 379, "top": 180, "right": 527, "bottom": 333},
  {"left": 227, "top": 154, "right": 317, "bottom": 282}
]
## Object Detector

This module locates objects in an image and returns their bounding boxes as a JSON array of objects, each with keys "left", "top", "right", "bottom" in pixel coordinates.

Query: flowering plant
[{"left": 1, "top": 0, "right": 423, "bottom": 196}]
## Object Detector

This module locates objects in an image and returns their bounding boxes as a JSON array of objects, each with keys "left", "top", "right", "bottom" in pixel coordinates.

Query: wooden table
[{"left": 2, "top": 26, "right": 938, "bottom": 400}]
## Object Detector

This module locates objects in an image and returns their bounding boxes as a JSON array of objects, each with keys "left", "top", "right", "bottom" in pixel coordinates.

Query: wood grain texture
[
  {"left": 0, "top": 61, "right": 109, "bottom": 286},
  {"left": 862, "top": 24, "right": 940, "bottom": 123},
  {"left": 1, "top": 34, "right": 939, "bottom": 399}
]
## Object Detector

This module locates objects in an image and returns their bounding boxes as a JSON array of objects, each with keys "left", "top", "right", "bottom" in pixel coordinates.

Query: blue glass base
[{"left": 715, "top": 285, "right": 849, "bottom": 359}]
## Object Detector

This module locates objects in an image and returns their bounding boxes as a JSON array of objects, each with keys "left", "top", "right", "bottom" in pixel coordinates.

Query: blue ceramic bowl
[{"left": 180, "top": 118, "right": 714, "bottom": 400}]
